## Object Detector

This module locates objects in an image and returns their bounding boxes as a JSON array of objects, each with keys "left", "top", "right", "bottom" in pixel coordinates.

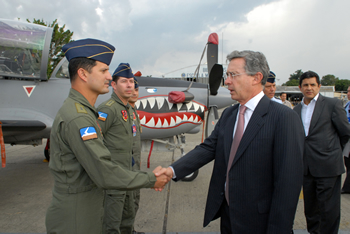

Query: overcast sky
[{"left": 2, "top": 0, "right": 349, "bottom": 84}]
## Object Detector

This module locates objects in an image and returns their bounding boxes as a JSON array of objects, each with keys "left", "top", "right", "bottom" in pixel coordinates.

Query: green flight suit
[
  {"left": 130, "top": 106, "right": 142, "bottom": 216},
  {"left": 97, "top": 92, "right": 138, "bottom": 234},
  {"left": 45, "top": 89, "right": 156, "bottom": 234}
]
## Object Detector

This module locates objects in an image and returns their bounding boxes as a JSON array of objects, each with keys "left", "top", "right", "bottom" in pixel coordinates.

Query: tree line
[
  {"left": 26, "top": 18, "right": 74, "bottom": 78},
  {"left": 282, "top": 69, "right": 350, "bottom": 91}
]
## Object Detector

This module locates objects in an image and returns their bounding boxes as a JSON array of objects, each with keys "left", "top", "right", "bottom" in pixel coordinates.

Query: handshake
[{"left": 152, "top": 166, "right": 174, "bottom": 191}]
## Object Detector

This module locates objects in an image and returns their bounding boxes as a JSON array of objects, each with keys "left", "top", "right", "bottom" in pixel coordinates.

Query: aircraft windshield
[
  {"left": 52, "top": 58, "right": 69, "bottom": 79},
  {"left": 0, "top": 19, "right": 52, "bottom": 80}
]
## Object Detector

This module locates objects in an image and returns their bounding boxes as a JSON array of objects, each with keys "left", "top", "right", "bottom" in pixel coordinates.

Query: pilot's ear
[
  {"left": 77, "top": 68, "right": 88, "bottom": 82},
  {"left": 111, "top": 81, "right": 117, "bottom": 90}
]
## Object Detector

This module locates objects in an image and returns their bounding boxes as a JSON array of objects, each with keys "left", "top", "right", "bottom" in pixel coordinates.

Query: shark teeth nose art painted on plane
[{"left": 135, "top": 95, "right": 206, "bottom": 129}]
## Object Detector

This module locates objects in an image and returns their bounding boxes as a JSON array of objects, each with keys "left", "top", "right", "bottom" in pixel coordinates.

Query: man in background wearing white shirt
[{"left": 294, "top": 71, "right": 350, "bottom": 234}]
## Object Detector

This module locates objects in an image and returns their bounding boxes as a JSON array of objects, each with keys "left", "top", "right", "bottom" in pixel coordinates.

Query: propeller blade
[
  {"left": 209, "top": 64, "right": 223, "bottom": 95},
  {"left": 207, "top": 33, "right": 219, "bottom": 78}
]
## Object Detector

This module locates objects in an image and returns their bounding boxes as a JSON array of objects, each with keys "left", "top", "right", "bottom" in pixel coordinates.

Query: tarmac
[{"left": 1, "top": 125, "right": 350, "bottom": 233}]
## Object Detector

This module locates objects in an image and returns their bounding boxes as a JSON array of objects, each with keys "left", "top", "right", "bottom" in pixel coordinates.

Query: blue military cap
[
  {"left": 134, "top": 77, "right": 139, "bottom": 89},
  {"left": 62, "top": 38, "right": 115, "bottom": 65},
  {"left": 266, "top": 71, "right": 276, "bottom": 83},
  {"left": 112, "top": 63, "right": 134, "bottom": 78}
]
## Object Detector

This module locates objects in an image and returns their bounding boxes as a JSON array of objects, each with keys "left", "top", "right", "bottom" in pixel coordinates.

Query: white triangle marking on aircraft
[
  {"left": 177, "top": 103, "right": 182, "bottom": 111},
  {"left": 188, "top": 115, "right": 194, "bottom": 122},
  {"left": 165, "top": 97, "right": 173, "bottom": 110},
  {"left": 183, "top": 114, "right": 188, "bottom": 121},
  {"left": 156, "top": 97, "right": 165, "bottom": 109},
  {"left": 140, "top": 116, "right": 146, "bottom": 124},
  {"left": 140, "top": 99, "right": 148, "bottom": 108},
  {"left": 199, "top": 105, "right": 204, "bottom": 113},
  {"left": 193, "top": 103, "right": 200, "bottom": 112},
  {"left": 148, "top": 97, "right": 156, "bottom": 109},
  {"left": 186, "top": 102, "right": 192, "bottom": 110},
  {"left": 146, "top": 117, "right": 155, "bottom": 127},
  {"left": 163, "top": 119, "right": 169, "bottom": 128},
  {"left": 135, "top": 100, "right": 141, "bottom": 109},
  {"left": 194, "top": 116, "right": 198, "bottom": 123},
  {"left": 176, "top": 116, "right": 182, "bottom": 124},
  {"left": 23, "top": 85, "right": 36, "bottom": 97},
  {"left": 155, "top": 118, "right": 162, "bottom": 127},
  {"left": 169, "top": 117, "right": 176, "bottom": 127}
]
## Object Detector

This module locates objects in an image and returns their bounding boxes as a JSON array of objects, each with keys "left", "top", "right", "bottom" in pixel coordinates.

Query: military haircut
[
  {"left": 112, "top": 75, "right": 121, "bottom": 83},
  {"left": 68, "top": 57, "right": 97, "bottom": 83},
  {"left": 226, "top": 50, "right": 270, "bottom": 85},
  {"left": 299, "top": 70, "right": 320, "bottom": 86}
]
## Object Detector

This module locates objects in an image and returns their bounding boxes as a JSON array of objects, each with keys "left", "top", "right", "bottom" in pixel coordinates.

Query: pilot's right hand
[{"left": 152, "top": 166, "right": 171, "bottom": 191}]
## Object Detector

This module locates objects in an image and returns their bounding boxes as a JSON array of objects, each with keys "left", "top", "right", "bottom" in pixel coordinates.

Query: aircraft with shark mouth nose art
[{"left": 0, "top": 19, "right": 235, "bottom": 181}]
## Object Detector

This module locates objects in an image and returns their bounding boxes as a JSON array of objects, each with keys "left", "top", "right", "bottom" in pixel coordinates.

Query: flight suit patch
[
  {"left": 98, "top": 112, "right": 108, "bottom": 121},
  {"left": 80, "top": 127, "right": 98, "bottom": 141},
  {"left": 106, "top": 100, "right": 115, "bottom": 106},
  {"left": 121, "top": 110, "right": 128, "bottom": 122},
  {"left": 75, "top": 103, "right": 87, "bottom": 113}
]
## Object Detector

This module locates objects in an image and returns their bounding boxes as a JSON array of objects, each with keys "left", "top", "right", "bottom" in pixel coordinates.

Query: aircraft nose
[{"left": 208, "top": 86, "right": 236, "bottom": 109}]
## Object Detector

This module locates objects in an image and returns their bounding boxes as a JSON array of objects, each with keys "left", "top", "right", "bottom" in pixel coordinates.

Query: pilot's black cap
[
  {"left": 62, "top": 38, "right": 115, "bottom": 65},
  {"left": 266, "top": 71, "right": 276, "bottom": 83}
]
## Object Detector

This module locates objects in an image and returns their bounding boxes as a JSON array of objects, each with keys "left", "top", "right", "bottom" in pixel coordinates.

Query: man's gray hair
[{"left": 226, "top": 50, "right": 270, "bottom": 85}]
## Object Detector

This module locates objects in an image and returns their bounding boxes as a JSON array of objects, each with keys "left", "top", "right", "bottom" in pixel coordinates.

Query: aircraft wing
[
  {"left": 0, "top": 119, "right": 48, "bottom": 145},
  {"left": 1, "top": 120, "right": 46, "bottom": 136}
]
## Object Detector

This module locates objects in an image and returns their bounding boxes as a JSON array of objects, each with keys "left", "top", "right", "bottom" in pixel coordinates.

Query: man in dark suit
[
  {"left": 160, "top": 50, "right": 304, "bottom": 233},
  {"left": 341, "top": 85, "right": 350, "bottom": 194},
  {"left": 293, "top": 71, "right": 350, "bottom": 234}
]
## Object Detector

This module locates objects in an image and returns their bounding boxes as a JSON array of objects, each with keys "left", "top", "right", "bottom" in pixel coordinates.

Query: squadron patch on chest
[
  {"left": 98, "top": 112, "right": 108, "bottom": 121},
  {"left": 80, "top": 127, "right": 98, "bottom": 141},
  {"left": 121, "top": 110, "right": 128, "bottom": 122}
]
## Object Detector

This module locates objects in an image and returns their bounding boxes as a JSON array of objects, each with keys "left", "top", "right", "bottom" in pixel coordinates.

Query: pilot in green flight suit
[
  {"left": 45, "top": 39, "right": 168, "bottom": 234},
  {"left": 129, "top": 76, "right": 143, "bottom": 234},
  {"left": 98, "top": 63, "right": 140, "bottom": 234}
]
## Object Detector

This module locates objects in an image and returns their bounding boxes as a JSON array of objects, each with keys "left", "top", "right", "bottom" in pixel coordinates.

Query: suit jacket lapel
[
  {"left": 294, "top": 104, "right": 302, "bottom": 117},
  {"left": 231, "top": 95, "right": 269, "bottom": 167},
  {"left": 308, "top": 94, "right": 325, "bottom": 135},
  {"left": 224, "top": 105, "right": 238, "bottom": 164}
]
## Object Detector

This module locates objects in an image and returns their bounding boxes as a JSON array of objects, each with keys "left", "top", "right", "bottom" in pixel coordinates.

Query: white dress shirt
[
  {"left": 301, "top": 93, "right": 319, "bottom": 136},
  {"left": 233, "top": 91, "right": 265, "bottom": 138}
]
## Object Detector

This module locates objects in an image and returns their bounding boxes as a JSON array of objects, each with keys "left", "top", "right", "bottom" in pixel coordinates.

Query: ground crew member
[
  {"left": 129, "top": 76, "right": 143, "bottom": 234},
  {"left": 45, "top": 39, "right": 169, "bottom": 234},
  {"left": 263, "top": 71, "right": 282, "bottom": 103},
  {"left": 98, "top": 63, "right": 140, "bottom": 234}
]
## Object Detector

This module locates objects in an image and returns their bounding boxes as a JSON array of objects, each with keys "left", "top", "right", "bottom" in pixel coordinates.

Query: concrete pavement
[{"left": 1, "top": 132, "right": 350, "bottom": 233}]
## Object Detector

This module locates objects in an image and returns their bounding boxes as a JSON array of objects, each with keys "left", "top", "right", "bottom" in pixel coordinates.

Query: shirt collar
[
  {"left": 243, "top": 91, "right": 264, "bottom": 111},
  {"left": 301, "top": 93, "right": 319, "bottom": 106},
  {"left": 112, "top": 91, "right": 130, "bottom": 108}
]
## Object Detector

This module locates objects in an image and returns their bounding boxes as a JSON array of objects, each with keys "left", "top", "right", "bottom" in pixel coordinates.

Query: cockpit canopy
[{"left": 0, "top": 19, "right": 52, "bottom": 80}]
